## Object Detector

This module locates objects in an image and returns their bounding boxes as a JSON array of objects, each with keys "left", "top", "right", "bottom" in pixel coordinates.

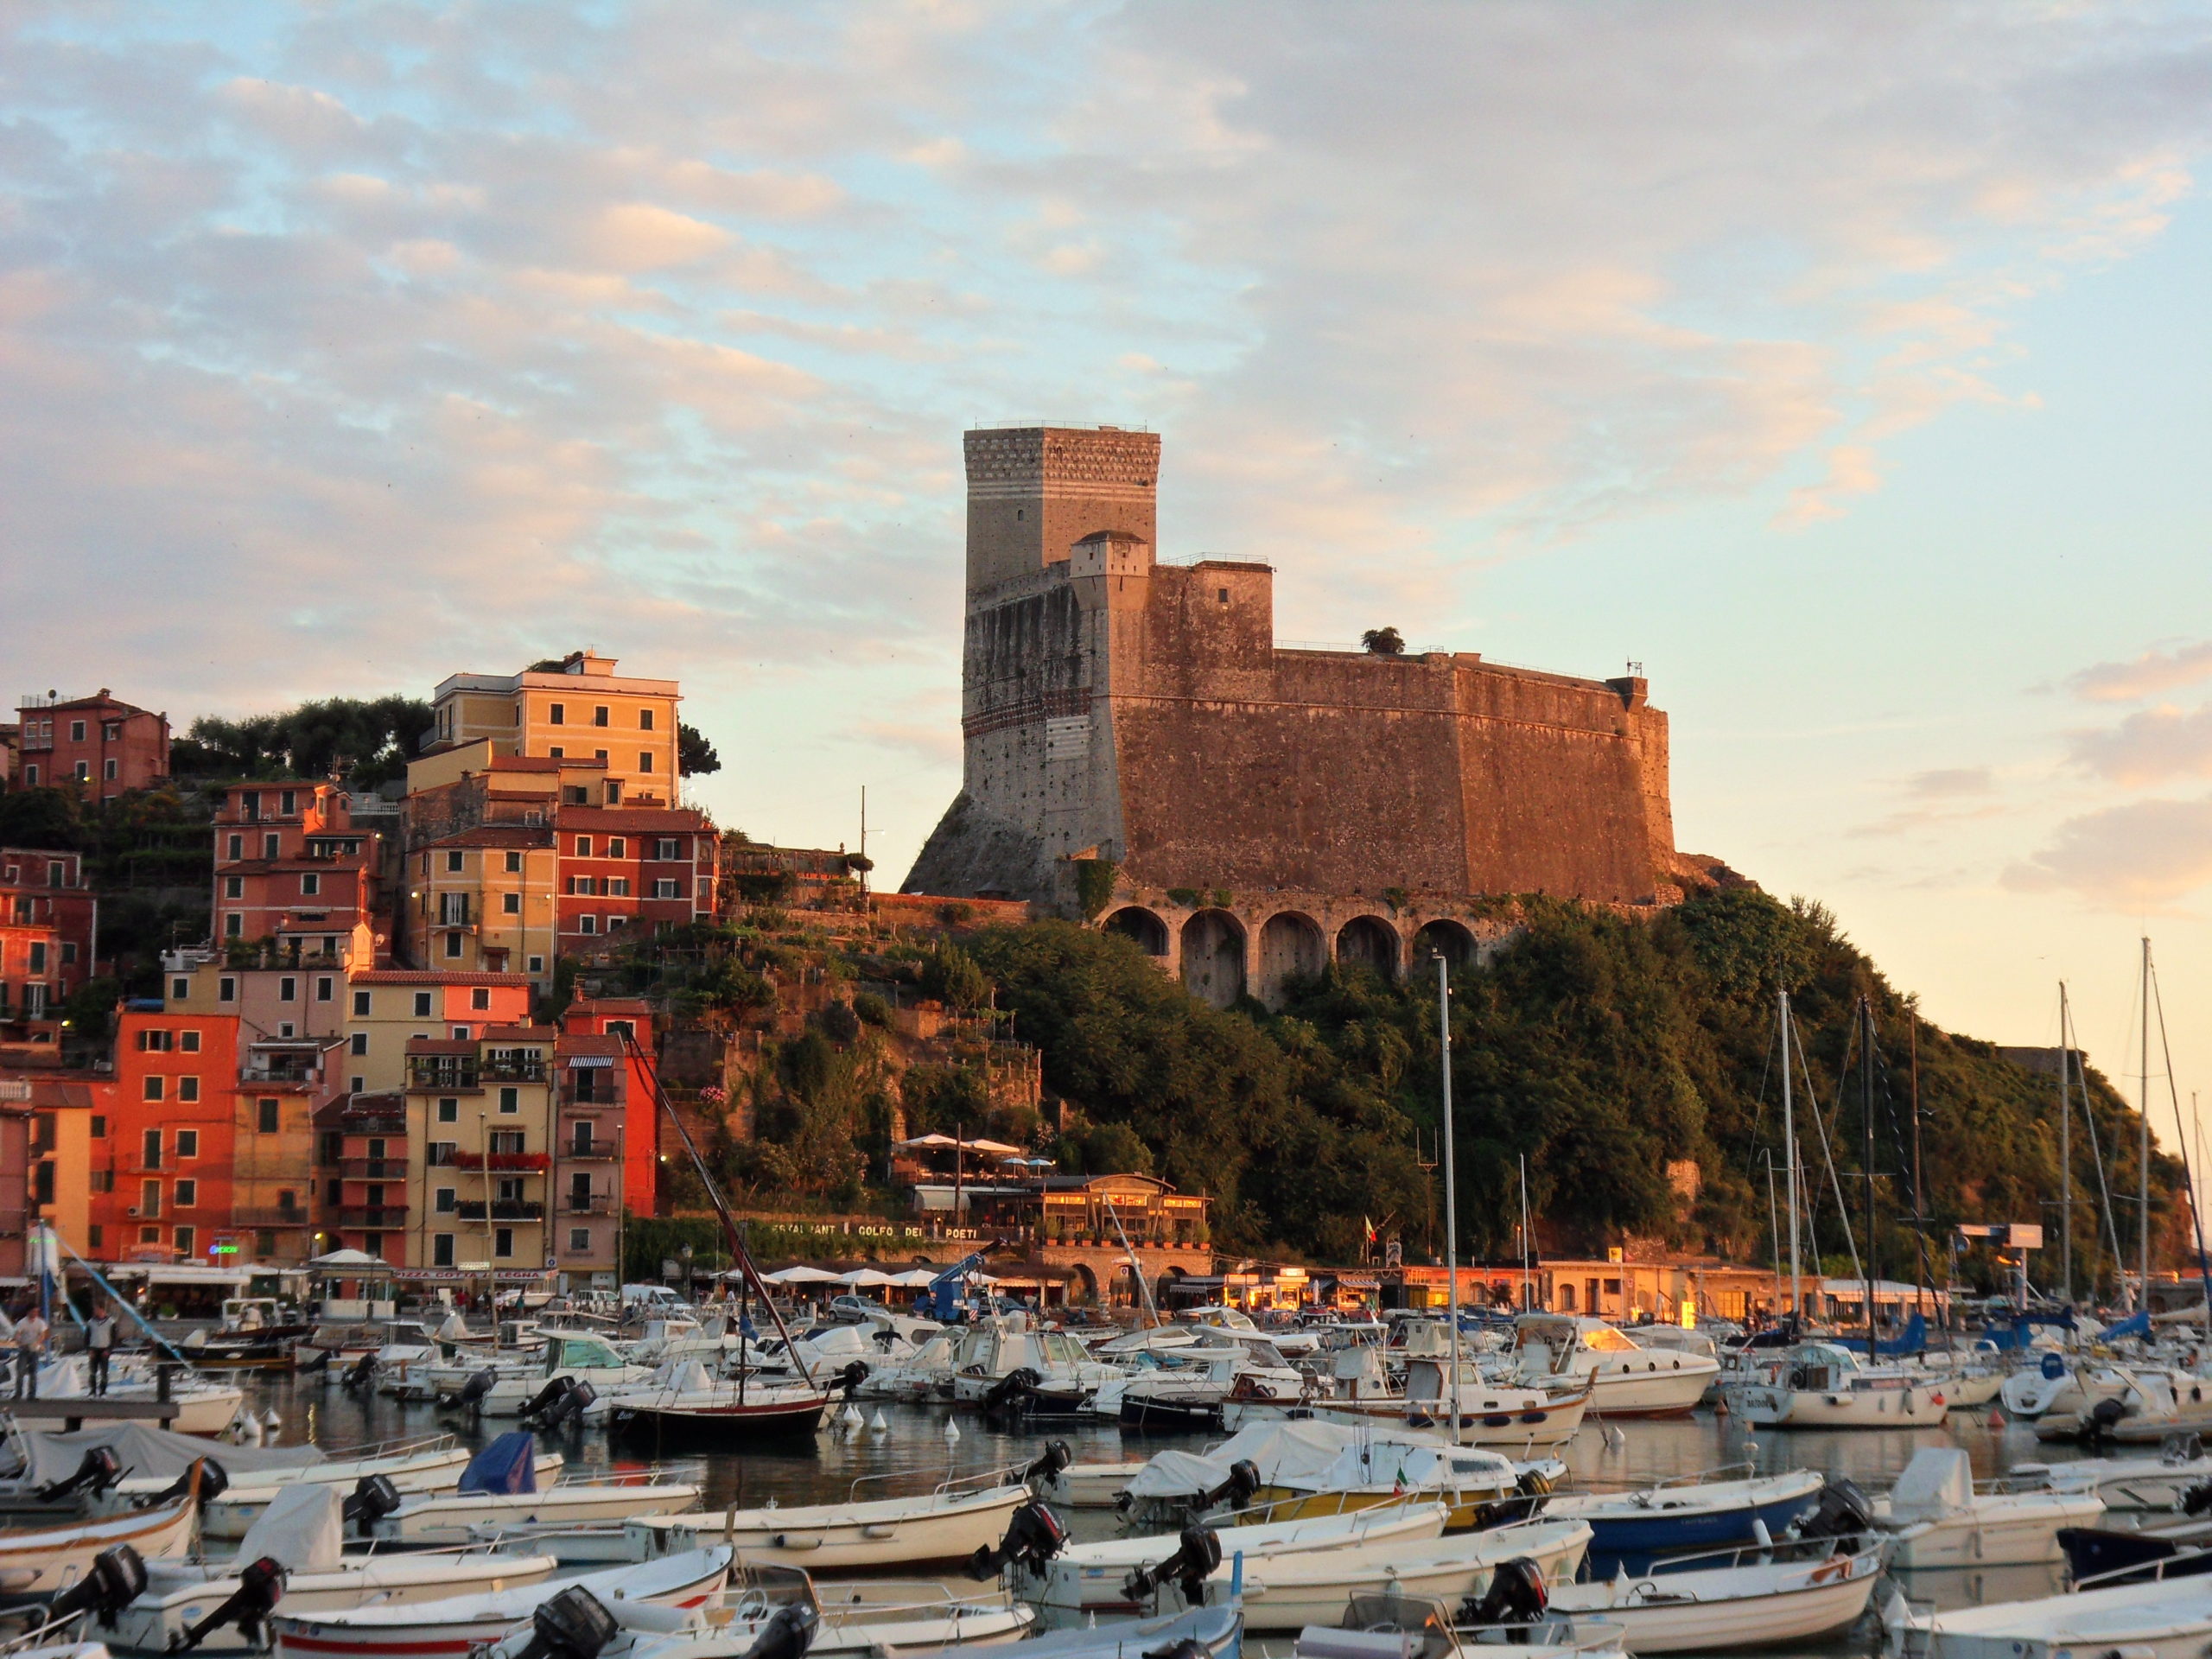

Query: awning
[
  {"left": 101, "top": 1265, "right": 261, "bottom": 1287},
  {"left": 567, "top": 1057, "right": 615, "bottom": 1069}
]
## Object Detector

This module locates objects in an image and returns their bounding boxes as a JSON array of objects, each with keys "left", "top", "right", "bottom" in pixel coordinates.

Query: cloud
[
  {"left": 2069, "top": 640, "right": 2212, "bottom": 703},
  {"left": 1848, "top": 765, "right": 2005, "bottom": 839},
  {"left": 1906, "top": 767, "right": 1996, "bottom": 800},
  {"left": 2004, "top": 795, "right": 2212, "bottom": 908},
  {"left": 2067, "top": 701, "right": 2212, "bottom": 787}
]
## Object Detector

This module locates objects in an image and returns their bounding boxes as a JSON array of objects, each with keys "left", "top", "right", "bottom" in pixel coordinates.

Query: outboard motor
[
  {"left": 44, "top": 1544, "right": 147, "bottom": 1632},
  {"left": 507, "top": 1586, "right": 622, "bottom": 1659},
  {"left": 2085, "top": 1396, "right": 2128, "bottom": 1444},
  {"left": 837, "top": 1361, "right": 869, "bottom": 1399},
  {"left": 2164, "top": 1431, "right": 2204, "bottom": 1464},
  {"left": 341, "top": 1351, "right": 378, "bottom": 1395},
  {"left": 174, "top": 1556, "right": 285, "bottom": 1652},
  {"left": 966, "top": 1499, "right": 1068, "bottom": 1579},
  {"left": 1198, "top": 1459, "right": 1262, "bottom": 1514},
  {"left": 341, "top": 1473, "right": 404, "bottom": 1536},
  {"left": 540, "top": 1381, "right": 594, "bottom": 1434},
  {"left": 1459, "top": 1558, "right": 1548, "bottom": 1637},
  {"left": 449, "top": 1368, "right": 499, "bottom": 1414},
  {"left": 135, "top": 1457, "right": 228, "bottom": 1512},
  {"left": 1121, "top": 1525, "right": 1222, "bottom": 1609},
  {"left": 2180, "top": 1479, "right": 2212, "bottom": 1518},
  {"left": 1791, "top": 1477, "right": 1873, "bottom": 1543},
  {"left": 518, "top": 1376, "right": 575, "bottom": 1427},
  {"left": 35, "top": 1446, "right": 124, "bottom": 1505},
  {"left": 739, "top": 1602, "right": 819, "bottom": 1659},
  {"left": 1020, "top": 1440, "right": 1073, "bottom": 1488},
  {"left": 1140, "top": 1644, "right": 1207, "bottom": 1659},
  {"left": 982, "top": 1367, "right": 1041, "bottom": 1417}
]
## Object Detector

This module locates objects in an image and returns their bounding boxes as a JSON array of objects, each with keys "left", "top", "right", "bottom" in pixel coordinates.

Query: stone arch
[
  {"left": 1256, "top": 912, "right": 1327, "bottom": 1008},
  {"left": 1179, "top": 909, "right": 1247, "bottom": 1008},
  {"left": 1336, "top": 914, "right": 1401, "bottom": 981},
  {"left": 1410, "top": 918, "right": 1478, "bottom": 970},
  {"left": 1103, "top": 906, "right": 1169, "bottom": 957},
  {"left": 1155, "top": 1265, "right": 1189, "bottom": 1308},
  {"left": 1071, "top": 1262, "right": 1099, "bottom": 1304}
]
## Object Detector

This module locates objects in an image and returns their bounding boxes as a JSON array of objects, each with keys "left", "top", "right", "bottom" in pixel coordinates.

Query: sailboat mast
[
  {"left": 2141, "top": 935, "right": 2152, "bottom": 1311},
  {"left": 2059, "top": 982, "right": 2074, "bottom": 1306},
  {"left": 1437, "top": 955, "right": 1461, "bottom": 1446},
  {"left": 1909, "top": 996, "right": 1933, "bottom": 1332},
  {"left": 1518, "top": 1154, "right": 1532, "bottom": 1311},
  {"left": 1862, "top": 995, "right": 1877, "bottom": 1354},
  {"left": 1781, "top": 990, "right": 1801, "bottom": 1325}
]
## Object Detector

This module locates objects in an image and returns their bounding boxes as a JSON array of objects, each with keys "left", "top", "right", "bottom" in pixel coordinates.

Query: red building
[
  {"left": 14, "top": 691, "right": 170, "bottom": 799},
  {"left": 553, "top": 807, "right": 717, "bottom": 956},
  {"left": 560, "top": 999, "right": 661, "bottom": 1216},
  {"left": 95, "top": 1007, "right": 241, "bottom": 1264},
  {"left": 211, "top": 781, "right": 388, "bottom": 960},
  {"left": 1, "top": 849, "right": 98, "bottom": 995}
]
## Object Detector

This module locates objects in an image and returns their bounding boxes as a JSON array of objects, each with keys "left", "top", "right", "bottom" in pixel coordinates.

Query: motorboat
[
  {"left": 268, "top": 1546, "right": 734, "bottom": 1659},
  {"left": 12, "top": 1357, "right": 245, "bottom": 1437},
  {"left": 1542, "top": 1536, "right": 1886, "bottom": 1652},
  {"left": 1507, "top": 1318, "right": 1718, "bottom": 1419},
  {"left": 0, "top": 1497, "right": 199, "bottom": 1596},
  {"left": 1281, "top": 1380, "right": 1592, "bottom": 1449},
  {"left": 176, "top": 1300, "right": 309, "bottom": 1370},
  {"left": 595, "top": 1360, "right": 829, "bottom": 1443},
  {"left": 1122, "top": 1518, "right": 1593, "bottom": 1631},
  {"left": 2009, "top": 1440, "right": 2212, "bottom": 1510},
  {"left": 1252, "top": 1438, "right": 1560, "bottom": 1535},
  {"left": 947, "top": 1326, "right": 1118, "bottom": 1414},
  {"left": 2035, "top": 1365, "right": 2212, "bottom": 1444},
  {"left": 2001, "top": 1356, "right": 2133, "bottom": 1421},
  {"left": 1022, "top": 1501, "right": 1451, "bottom": 1614},
  {"left": 89, "top": 1437, "right": 474, "bottom": 1538},
  {"left": 1871, "top": 1447, "right": 2103, "bottom": 1568},
  {"left": 1116, "top": 1344, "right": 1306, "bottom": 1432},
  {"left": 622, "top": 1478, "right": 1032, "bottom": 1572},
  {"left": 1297, "top": 1592, "right": 1623, "bottom": 1659},
  {"left": 853, "top": 1333, "right": 959, "bottom": 1404},
  {"left": 462, "top": 1332, "right": 656, "bottom": 1417},
  {"left": 2055, "top": 1525, "right": 2212, "bottom": 1587},
  {"left": 1116, "top": 1420, "right": 1386, "bottom": 1526},
  {"left": 1541, "top": 1468, "right": 1824, "bottom": 1574},
  {"left": 365, "top": 1471, "right": 699, "bottom": 1548},
  {"left": 1882, "top": 1568, "right": 2212, "bottom": 1657},
  {"left": 474, "top": 1562, "right": 1033, "bottom": 1659},
  {"left": 2, "top": 1424, "right": 323, "bottom": 1520},
  {"left": 1034, "top": 1458, "right": 1151, "bottom": 1509},
  {"left": 104, "top": 1484, "right": 558, "bottom": 1653},
  {"left": 1179, "top": 1306, "right": 1322, "bottom": 1360},
  {"left": 1721, "top": 1341, "right": 1948, "bottom": 1428}
]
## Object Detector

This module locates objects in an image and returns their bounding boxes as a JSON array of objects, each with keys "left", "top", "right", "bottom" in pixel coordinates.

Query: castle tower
[{"left": 963, "top": 426, "right": 1160, "bottom": 595}]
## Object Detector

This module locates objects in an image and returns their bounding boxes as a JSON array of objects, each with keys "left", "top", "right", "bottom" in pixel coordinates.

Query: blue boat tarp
[
  {"left": 2102, "top": 1309, "right": 2152, "bottom": 1343},
  {"left": 1832, "top": 1311, "right": 1928, "bottom": 1357},
  {"left": 459, "top": 1430, "right": 537, "bottom": 1494}
]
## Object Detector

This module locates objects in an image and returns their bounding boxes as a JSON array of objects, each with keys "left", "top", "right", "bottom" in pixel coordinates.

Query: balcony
[
  {"left": 340, "top": 1158, "right": 409, "bottom": 1179},
  {"left": 562, "top": 1139, "right": 620, "bottom": 1160},
  {"left": 406, "top": 1063, "right": 480, "bottom": 1092},
  {"left": 232, "top": 1205, "right": 311, "bottom": 1227},
  {"left": 481, "top": 1058, "right": 546, "bottom": 1083},
  {"left": 563, "top": 1195, "right": 614, "bottom": 1216},
  {"left": 242, "top": 1063, "right": 324, "bottom": 1085},
  {"left": 563, "top": 1084, "right": 626, "bottom": 1108},
  {"left": 456, "top": 1199, "right": 544, "bottom": 1222},
  {"left": 450, "top": 1151, "right": 548, "bottom": 1173},
  {"left": 339, "top": 1205, "right": 408, "bottom": 1226}
]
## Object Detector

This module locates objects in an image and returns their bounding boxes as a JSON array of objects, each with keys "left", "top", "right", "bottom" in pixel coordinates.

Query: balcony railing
[
  {"left": 562, "top": 1139, "right": 620, "bottom": 1160},
  {"left": 406, "top": 1065, "right": 480, "bottom": 1091},
  {"left": 340, "top": 1158, "right": 409, "bottom": 1179},
  {"left": 562, "top": 1195, "right": 614, "bottom": 1216},
  {"left": 241, "top": 1065, "right": 323, "bottom": 1085},
  {"left": 456, "top": 1199, "right": 544, "bottom": 1222},
  {"left": 482, "top": 1059, "right": 546, "bottom": 1083},
  {"left": 450, "top": 1152, "right": 548, "bottom": 1173},
  {"left": 339, "top": 1205, "right": 408, "bottom": 1226},
  {"left": 232, "top": 1205, "right": 310, "bottom": 1227}
]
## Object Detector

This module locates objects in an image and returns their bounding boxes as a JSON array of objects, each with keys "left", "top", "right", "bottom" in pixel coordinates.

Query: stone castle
[{"left": 904, "top": 425, "right": 1719, "bottom": 1007}]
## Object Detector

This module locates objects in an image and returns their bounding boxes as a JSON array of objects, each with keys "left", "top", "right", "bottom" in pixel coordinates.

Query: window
[
  {"left": 549, "top": 747, "right": 563, "bottom": 759},
  {"left": 176, "top": 1129, "right": 198, "bottom": 1157},
  {"left": 21, "top": 766, "right": 34, "bottom": 786},
  {"left": 528, "top": 957, "right": 544, "bottom": 975},
  {"left": 505, "top": 850, "right": 523, "bottom": 873},
  {"left": 90, "top": 1116, "right": 105, "bottom": 1139},
  {"left": 437, "top": 1097, "right": 459, "bottom": 1123},
  {"left": 143, "top": 1129, "right": 162, "bottom": 1166},
  {"left": 639, "top": 751, "right": 654, "bottom": 773},
  {"left": 69, "top": 720, "right": 86, "bottom": 741},
  {"left": 227, "top": 835, "right": 244, "bottom": 860},
  {"left": 579, "top": 915, "right": 598, "bottom": 935},
  {"left": 568, "top": 876, "right": 589, "bottom": 896},
  {"left": 264, "top": 833, "right": 279, "bottom": 859},
  {"left": 639, "top": 709, "right": 655, "bottom": 731},
  {"left": 490, "top": 1130, "right": 525, "bottom": 1154},
  {"left": 607, "top": 837, "right": 626, "bottom": 859},
  {"left": 281, "top": 789, "right": 296, "bottom": 815},
  {"left": 257, "top": 1231, "right": 276, "bottom": 1255},
  {"left": 502, "top": 891, "right": 521, "bottom": 914},
  {"left": 175, "top": 1179, "right": 197, "bottom": 1207},
  {"left": 350, "top": 1076, "right": 362, "bottom": 1093},
  {"left": 219, "top": 977, "right": 237, "bottom": 1003},
  {"left": 349, "top": 1033, "right": 368, "bottom": 1056},
  {"left": 138, "top": 1029, "right": 174, "bottom": 1052},
  {"left": 499, "top": 1087, "right": 519, "bottom": 1115},
  {"left": 181, "top": 1029, "right": 200, "bottom": 1052},
  {"left": 493, "top": 1228, "right": 514, "bottom": 1259},
  {"left": 594, "top": 748, "right": 608, "bottom": 764},
  {"left": 653, "top": 879, "right": 679, "bottom": 899},
  {"left": 656, "top": 838, "right": 678, "bottom": 861},
  {"left": 28, "top": 941, "right": 46, "bottom": 975},
  {"left": 607, "top": 1020, "right": 634, "bottom": 1040},
  {"left": 445, "top": 932, "right": 464, "bottom": 959},
  {"left": 301, "top": 872, "right": 319, "bottom": 896},
  {"left": 569, "top": 1228, "right": 592, "bottom": 1252},
  {"left": 224, "top": 914, "right": 242, "bottom": 939},
  {"left": 177, "top": 1077, "right": 199, "bottom": 1103},
  {"left": 574, "top": 836, "right": 592, "bottom": 856},
  {"left": 258, "top": 1098, "right": 279, "bottom": 1133},
  {"left": 139, "top": 1179, "right": 160, "bottom": 1217},
  {"left": 433, "top": 1234, "right": 455, "bottom": 1268},
  {"left": 316, "top": 976, "right": 334, "bottom": 1002},
  {"left": 104, "top": 758, "right": 118, "bottom": 781},
  {"left": 223, "top": 874, "right": 243, "bottom": 899},
  {"left": 452, "top": 1025, "right": 471, "bottom": 1040},
  {"left": 353, "top": 990, "right": 371, "bottom": 1016},
  {"left": 413, "top": 992, "right": 433, "bottom": 1017},
  {"left": 173, "top": 1226, "right": 194, "bottom": 1256},
  {"left": 608, "top": 878, "right": 629, "bottom": 898},
  {"left": 435, "top": 1187, "right": 456, "bottom": 1213},
  {"left": 143, "top": 1077, "right": 164, "bottom": 1103},
  {"left": 88, "top": 1224, "right": 102, "bottom": 1249},
  {"left": 279, "top": 976, "right": 296, "bottom": 1002},
  {"left": 593, "top": 705, "right": 609, "bottom": 728},
  {"left": 429, "top": 1141, "right": 456, "bottom": 1165},
  {"left": 171, "top": 976, "right": 189, "bottom": 1001},
  {"left": 278, "top": 1022, "right": 295, "bottom": 1039},
  {"left": 549, "top": 703, "right": 565, "bottom": 726},
  {"left": 74, "top": 761, "right": 89, "bottom": 781}
]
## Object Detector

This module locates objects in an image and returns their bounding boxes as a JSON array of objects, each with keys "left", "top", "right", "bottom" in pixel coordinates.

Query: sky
[{"left": 7, "top": 1, "right": 2212, "bottom": 1147}]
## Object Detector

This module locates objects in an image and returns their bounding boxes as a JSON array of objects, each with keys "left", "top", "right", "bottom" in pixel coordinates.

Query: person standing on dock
[
  {"left": 12, "top": 1305, "right": 48, "bottom": 1400},
  {"left": 84, "top": 1302, "right": 115, "bottom": 1397}
]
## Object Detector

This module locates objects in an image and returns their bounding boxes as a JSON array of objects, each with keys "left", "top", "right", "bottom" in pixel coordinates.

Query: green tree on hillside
[{"left": 173, "top": 696, "right": 432, "bottom": 788}]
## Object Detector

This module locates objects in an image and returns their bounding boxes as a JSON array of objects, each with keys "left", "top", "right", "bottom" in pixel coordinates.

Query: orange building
[
  {"left": 96, "top": 1007, "right": 241, "bottom": 1264},
  {"left": 14, "top": 691, "right": 169, "bottom": 799},
  {"left": 560, "top": 999, "right": 661, "bottom": 1217},
  {"left": 211, "top": 781, "right": 388, "bottom": 960}
]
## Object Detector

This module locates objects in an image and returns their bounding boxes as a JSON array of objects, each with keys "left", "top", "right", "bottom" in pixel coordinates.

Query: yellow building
[
  {"left": 403, "top": 827, "right": 560, "bottom": 980},
  {"left": 426, "top": 652, "right": 680, "bottom": 798},
  {"left": 405, "top": 1027, "right": 556, "bottom": 1280},
  {"left": 22, "top": 1077, "right": 99, "bottom": 1259},
  {"left": 340, "top": 971, "right": 534, "bottom": 1096}
]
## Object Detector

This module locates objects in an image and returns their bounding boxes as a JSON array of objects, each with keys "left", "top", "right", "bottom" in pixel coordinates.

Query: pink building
[
  {"left": 14, "top": 691, "right": 169, "bottom": 799},
  {"left": 211, "top": 781, "right": 388, "bottom": 961}
]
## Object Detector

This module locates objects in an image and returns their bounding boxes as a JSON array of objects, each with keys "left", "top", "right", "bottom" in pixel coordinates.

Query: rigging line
[
  {"left": 1792, "top": 1007, "right": 1865, "bottom": 1292},
  {"left": 1864, "top": 1007, "right": 1933, "bottom": 1305},
  {"left": 2072, "top": 996, "right": 2127, "bottom": 1306},
  {"left": 2148, "top": 956, "right": 2212, "bottom": 1315}
]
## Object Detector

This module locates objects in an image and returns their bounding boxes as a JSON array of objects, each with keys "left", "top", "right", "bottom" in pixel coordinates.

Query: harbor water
[{"left": 231, "top": 1373, "right": 2092, "bottom": 1659}]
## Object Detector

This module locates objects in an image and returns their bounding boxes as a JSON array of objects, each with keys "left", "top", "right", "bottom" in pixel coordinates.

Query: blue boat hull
[{"left": 1580, "top": 1491, "right": 1821, "bottom": 1576}]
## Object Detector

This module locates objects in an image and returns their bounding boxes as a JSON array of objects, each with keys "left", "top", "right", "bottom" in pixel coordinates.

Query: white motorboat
[
  {"left": 469, "top": 1332, "right": 656, "bottom": 1417},
  {"left": 270, "top": 1546, "right": 734, "bottom": 1659},
  {"left": 1116, "top": 1420, "right": 1386, "bottom": 1525},
  {"left": 369, "top": 1475, "right": 702, "bottom": 1546},
  {"left": 947, "top": 1326, "right": 1119, "bottom": 1414},
  {"left": 1882, "top": 1570, "right": 2212, "bottom": 1657},
  {"left": 624, "top": 1479, "right": 1029, "bottom": 1571},
  {"left": 1129, "top": 1517, "right": 1593, "bottom": 1631},
  {"left": 1299, "top": 1593, "right": 1624, "bottom": 1659},
  {"left": 2001, "top": 1358, "right": 2132, "bottom": 1422},
  {"left": 1255, "top": 1437, "right": 1557, "bottom": 1534},
  {"left": 1872, "top": 1447, "right": 2104, "bottom": 1568},
  {"left": 1035, "top": 1458, "right": 1150, "bottom": 1509},
  {"left": 2011, "top": 1444, "right": 2212, "bottom": 1510},
  {"left": 1722, "top": 1341, "right": 1948, "bottom": 1428},
  {"left": 1024, "top": 1500, "right": 1450, "bottom": 1613},
  {"left": 1180, "top": 1306, "right": 1322, "bottom": 1360},
  {"left": 100, "top": 1440, "right": 479, "bottom": 1540},
  {"left": 1117, "top": 1344, "right": 1307, "bottom": 1431},
  {"left": 2035, "top": 1365, "right": 2212, "bottom": 1444},
  {"left": 105, "top": 1485, "right": 558, "bottom": 1653},
  {"left": 1544, "top": 1537, "right": 1886, "bottom": 1652},
  {"left": 476, "top": 1562, "right": 1032, "bottom": 1659},
  {"left": 1279, "top": 1380, "right": 1592, "bottom": 1449},
  {"left": 0, "top": 1497, "right": 199, "bottom": 1596},
  {"left": 1508, "top": 1317, "right": 1718, "bottom": 1419}
]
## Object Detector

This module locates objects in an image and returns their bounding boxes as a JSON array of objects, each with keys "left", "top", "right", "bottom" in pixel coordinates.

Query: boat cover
[
  {"left": 1123, "top": 1421, "right": 1366, "bottom": 1501},
  {"left": 238, "top": 1484, "right": 344, "bottom": 1571},
  {"left": 1890, "top": 1447, "right": 1973, "bottom": 1523},
  {"left": 1303, "top": 1440, "right": 1513, "bottom": 1494},
  {"left": 459, "top": 1431, "right": 537, "bottom": 1495},
  {"left": 11, "top": 1423, "right": 321, "bottom": 1487}
]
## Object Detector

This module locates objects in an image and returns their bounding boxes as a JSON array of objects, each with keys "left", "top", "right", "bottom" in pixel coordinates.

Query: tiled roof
[
  {"left": 353, "top": 970, "right": 529, "bottom": 986},
  {"left": 553, "top": 807, "right": 709, "bottom": 831}
]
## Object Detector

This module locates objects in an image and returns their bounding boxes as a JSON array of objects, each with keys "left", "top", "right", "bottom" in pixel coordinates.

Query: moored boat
[
  {"left": 1543, "top": 1536, "right": 1885, "bottom": 1652},
  {"left": 1872, "top": 1447, "right": 2104, "bottom": 1568},
  {"left": 620, "top": 1479, "right": 1029, "bottom": 1572},
  {"left": 1541, "top": 1468, "right": 1824, "bottom": 1574}
]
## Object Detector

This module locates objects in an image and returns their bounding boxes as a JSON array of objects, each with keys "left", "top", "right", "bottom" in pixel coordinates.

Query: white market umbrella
[
  {"left": 762, "top": 1266, "right": 843, "bottom": 1285},
  {"left": 890, "top": 1268, "right": 940, "bottom": 1287},
  {"left": 838, "top": 1268, "right": 898, "bottom": 1288},
  {"left": 306, "top": 1249, "right": 391, "bottom": 1271}
]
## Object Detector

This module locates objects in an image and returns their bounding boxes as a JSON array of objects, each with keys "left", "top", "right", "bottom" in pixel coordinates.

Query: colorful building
[
  {"left": 425, "top": 651, "right": 679, "bottom": 798},
  {"left": 210, "top": 781, "right": 386, "bottom": 960},
  {"left": 95, "top": 1007, "right": 241, "bottom": 1265},
  {"left": 16, "top": 1074, "right": 101, "bottom": 1262},
  {"left": 402, "top": 1025, "right": 556, "bottom": 1287},
  {"left": 13, "top": 691, "right": 170, "bottom": 799},
  {"left": 560, "top": 998, "right": 661, "bottom": 1217}
]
